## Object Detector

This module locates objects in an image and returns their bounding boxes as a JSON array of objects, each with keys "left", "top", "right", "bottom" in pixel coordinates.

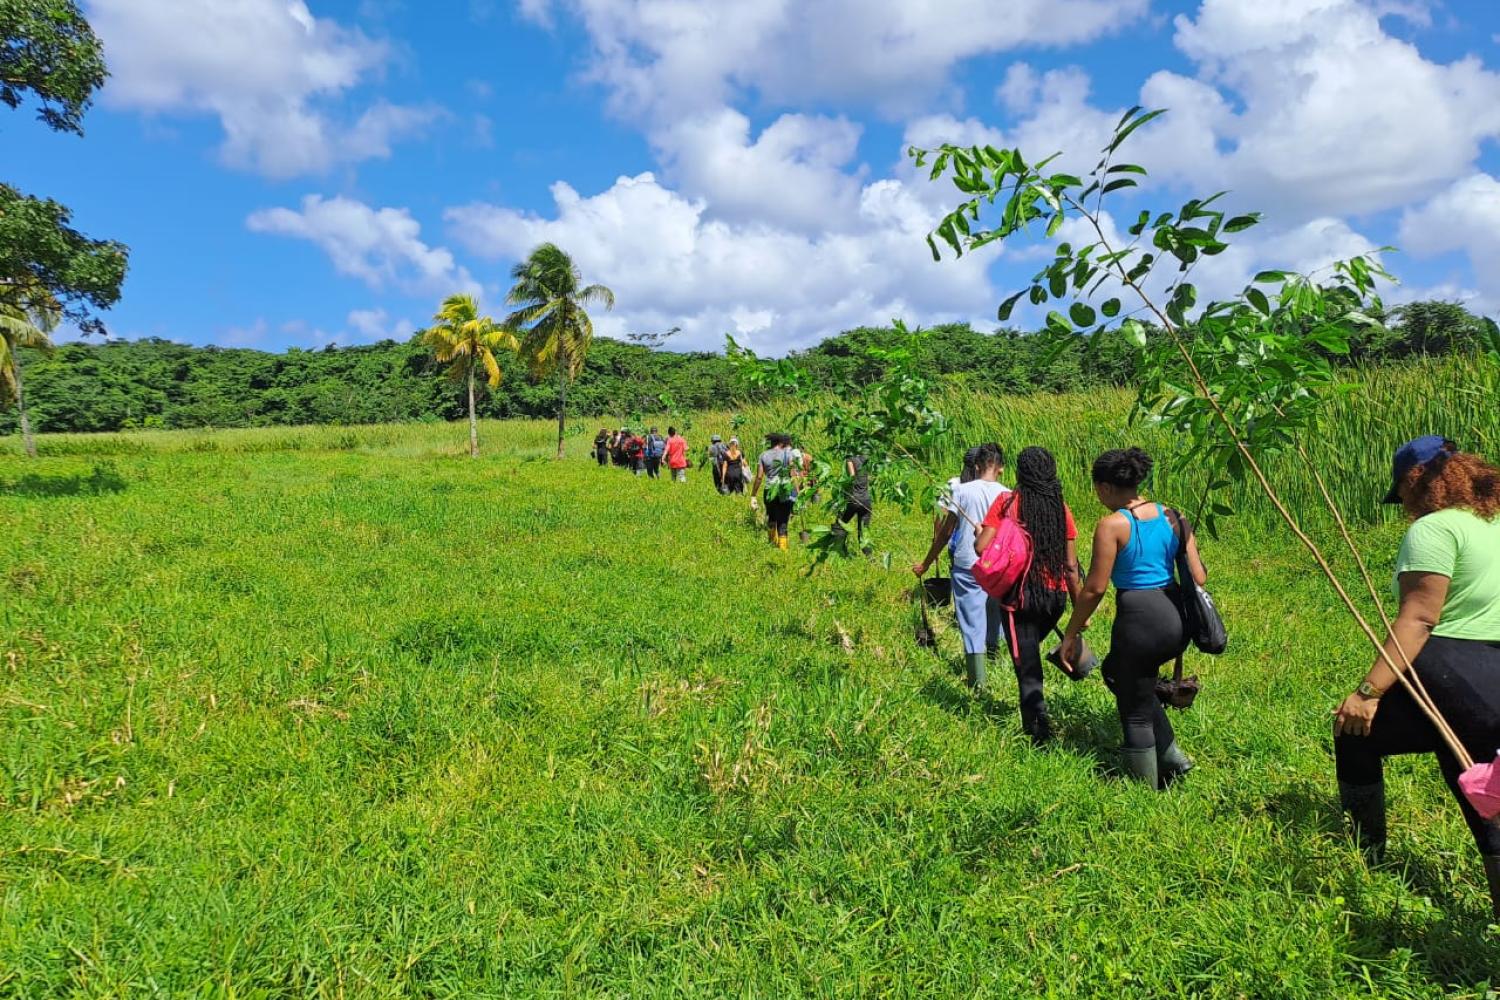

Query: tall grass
[{"left": 2, "top": 362, "right": 1499, "bottom": 995}]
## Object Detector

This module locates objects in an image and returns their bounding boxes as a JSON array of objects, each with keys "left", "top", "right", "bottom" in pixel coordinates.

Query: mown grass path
[{"left": 1, "top": 422, "right": 1496, "bottom": 997}]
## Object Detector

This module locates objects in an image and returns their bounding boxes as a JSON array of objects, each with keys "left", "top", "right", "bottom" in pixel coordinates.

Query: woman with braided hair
[{"left": 973, "top": 446, "right": 1082, "bottom": 745}]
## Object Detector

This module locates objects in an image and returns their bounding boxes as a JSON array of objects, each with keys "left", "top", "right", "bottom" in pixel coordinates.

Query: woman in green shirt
[{"left": 1333, "top": 436, "right": 1500, "bottom": 918}]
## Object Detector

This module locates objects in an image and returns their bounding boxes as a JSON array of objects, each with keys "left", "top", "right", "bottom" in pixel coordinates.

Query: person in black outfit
[
  {"left": 594, "top": 429, "right": 610, "bottom": 466},
  {"left": 972, "top": 446, "right": 1081, "bottom": 746},
  {"left": 722, "top": 438, "right": 747, "bottom": 494},
  {"left": 835, "top": 454, "right": 874, "bottom": 553}
]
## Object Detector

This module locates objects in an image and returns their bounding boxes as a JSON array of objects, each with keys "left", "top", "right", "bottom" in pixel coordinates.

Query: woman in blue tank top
[{"left": 1060, "top": 448, "right": 1208, "bottom": 788}]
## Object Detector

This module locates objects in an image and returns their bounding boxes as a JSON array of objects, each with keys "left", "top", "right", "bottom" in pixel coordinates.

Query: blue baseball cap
[{"left": 1383, "top": 435, "right": 1454, "bottom": 504}]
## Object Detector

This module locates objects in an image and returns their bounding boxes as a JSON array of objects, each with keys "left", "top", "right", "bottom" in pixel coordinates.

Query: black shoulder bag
[{"left": 1155, "top": 510, "right": 1227, "bottom": 710}]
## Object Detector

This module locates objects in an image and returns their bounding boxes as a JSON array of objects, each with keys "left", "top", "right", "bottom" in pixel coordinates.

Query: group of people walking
[
  {"left": 590, "top": 419, "right": 1500, "bottom": 916},
  {"left": 909, "top": 434, "right": 1500, "bottom": 918},
  {"left": 593, "top": 426, "right": 690, "bottom": 481}
]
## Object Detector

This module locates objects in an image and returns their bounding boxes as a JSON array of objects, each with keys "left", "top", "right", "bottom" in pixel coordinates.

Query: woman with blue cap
[{"left": 1333, "top": 435, "right": 1500, "bottom": 918}]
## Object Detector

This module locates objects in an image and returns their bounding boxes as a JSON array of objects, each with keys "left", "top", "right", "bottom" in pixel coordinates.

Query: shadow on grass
[
  {"left": 1342, "top": 853, "right": 1500, "bottom": 987},
  {"left": 0, "top": 463, "right": 126, "bottom": 498}
]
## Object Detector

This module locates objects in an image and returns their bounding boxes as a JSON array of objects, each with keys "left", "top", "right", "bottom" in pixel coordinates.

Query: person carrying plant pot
[
  {"left": 751, "top": 432, "right": 800, "bottom": 549},
  {"left": 1332, "top": 436, "right": 1500, "bottom": 918},
  {"left": 973, "top": 446, "right": 1082, "bottom": 746},
  {"left": 913, "top": 443, "right": 1010, "bottom": 694},
  {"left": 1060, "top": 447, "right": 1206, "bottom": 787}
]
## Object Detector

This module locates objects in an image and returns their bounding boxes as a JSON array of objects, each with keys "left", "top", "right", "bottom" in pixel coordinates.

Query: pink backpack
[{"left": 971, "top": 495, "right": 1033, "bottom": 658}]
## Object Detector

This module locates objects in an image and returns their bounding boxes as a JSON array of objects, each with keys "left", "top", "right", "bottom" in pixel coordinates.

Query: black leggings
[
  {"left": 839, "top": 502, "right": 871, "bottom": 542},
  {"left": 766, "top": 499, "right": 795, "bottom": 538},
  {"left": 1335, "top": 635, "right": 1500, "bottom": 855},
  {"left": 1102, "top": 587, "right": 1188, "bottom": 751},
  {"left": 1009, "top": 603, "right": 1064, "bottom": 726}
]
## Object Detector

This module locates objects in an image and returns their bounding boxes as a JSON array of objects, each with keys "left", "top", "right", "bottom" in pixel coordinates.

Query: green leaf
[
  {"left": 1121, "top": 318, "right": 1148, "bottom": 347},
  {"left": 997, "top": 290, "right": 1025, "bottom": 322},
  {"left": 1253, "top": 270, "right": 1289, "bottom": 284},
  {"left": 1101, "top": 298, "right": 1121, "bottom": 318},
  {"left": 1223, "top": 213, "right": 1260, "bottom": 233},
  {"left": 1246, "top": 287, "right": 1271, "bottom": 316},
  {"left": 1045, "top": 310, "right": 1073, "bottom": 334},
  {"left": 1107, "top": 163, "right": 1148, "bottom": 175},
  {"left": 1102, "top": 178, "right": 1138, "bottom": 195},
  {"left": 1108, "top": 108, "right": 1167, "bottom": 152},
  {"left": 1070, "top": 302, "right": 1097, "bottom": 327}
]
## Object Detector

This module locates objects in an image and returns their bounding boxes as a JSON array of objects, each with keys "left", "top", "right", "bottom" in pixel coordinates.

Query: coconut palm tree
[
  {"left": 420, "top": 294, "right": 517, "bottom": 458},
  {"left": 505, "top": 244, "right": 615, "bottom": 459},
  {"left": 1, "top": 285, "right": 61, "bottom": 458}
]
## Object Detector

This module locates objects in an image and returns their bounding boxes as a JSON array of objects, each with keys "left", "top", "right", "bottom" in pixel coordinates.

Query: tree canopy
[
  {"left": 0, "top": 0, "right": 106, "bottom": 134},
  {"left": 0, "top": 0, "right": 126, "bottom": 333}
]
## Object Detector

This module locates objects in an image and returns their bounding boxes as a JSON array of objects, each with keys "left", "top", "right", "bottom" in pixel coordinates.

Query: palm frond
[{"left": 480, "top": 348, "right": 503, "bottom": 388}]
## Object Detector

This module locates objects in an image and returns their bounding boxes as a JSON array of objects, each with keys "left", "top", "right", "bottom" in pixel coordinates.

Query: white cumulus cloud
[
  {"left": 445, "top": 171, "right": 997, "bottom": 353},
  {"left": 87, "top": 0, "right": 441, "bottom": 177},
  {"left": 248, "top": 196, "right": 479, "bottom": 298}
]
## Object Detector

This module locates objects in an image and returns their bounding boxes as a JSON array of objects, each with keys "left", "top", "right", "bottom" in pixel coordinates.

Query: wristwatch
[{"left": 1355, "top": 680, "right": 1383, "bottom": 699}]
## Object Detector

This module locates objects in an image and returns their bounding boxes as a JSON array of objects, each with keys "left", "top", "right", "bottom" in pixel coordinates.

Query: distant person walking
[
  {"left": 644, "top": 427, "right": 667, "bottom": 479},
  {"left": 708, "top": 435, "right": 729, "bottom": 493},
  {"left": 837, "top": 454, "right": 873, "bottom": 553},
  {"left": 973, "top": 446, "right": 1081, "bottom": 746},
  {"left": 1060, "top": 448, "right": 1206, "bottom": 787},
  {"left": 594, "top": 428, "right": 610, "bottom": 466},
  {"left": 913, "top": 443, "right": 1010, "bottom": 693},
  {"left": 665, "top": 427, "right": 689, "bottom": 482},
  {"left": 624, "top": 429, "right": 646, "bottom": 476},
  {"left": 722, "top": 438, "right": 747, "bottom": 494},
  {"left": 1332, "top": 437, "right": 1500, "bottom": 918},
  {"left": 751, "top": 432, "right": 801, "bottom": 549}
]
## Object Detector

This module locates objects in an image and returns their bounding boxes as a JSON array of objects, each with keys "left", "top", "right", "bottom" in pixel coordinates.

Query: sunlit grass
[{"left": 1, "top": 365, "right": 1498, "bottom": 997}]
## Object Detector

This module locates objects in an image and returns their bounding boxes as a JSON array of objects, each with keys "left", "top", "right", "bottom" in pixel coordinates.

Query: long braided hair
[{"left": 1015, "top": 446, "right": 1069, "bottom": 616}]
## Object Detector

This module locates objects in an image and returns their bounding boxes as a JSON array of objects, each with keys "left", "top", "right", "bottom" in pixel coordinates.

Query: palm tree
[
  {"left": 505, "top": 244, "right": 615, "bottom": 459},
  {"left": 420, "top": 294, "right": 517, "bottom": 458},
  {"left": 1, "top": 285, "right": 61, "bottom": 459}
]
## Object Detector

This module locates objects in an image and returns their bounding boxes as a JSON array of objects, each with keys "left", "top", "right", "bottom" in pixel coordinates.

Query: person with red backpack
[
  {"left": 972, "top": 446, "right": 1082, "bottom": 746},
  {"left": 912, "top": 443, "right": 1009, "bottom": 694}
]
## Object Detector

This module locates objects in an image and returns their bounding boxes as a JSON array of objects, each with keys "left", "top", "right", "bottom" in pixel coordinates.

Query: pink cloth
[
  {"left": 665, "top": 436, "right": 688, "bottom": 469},
  {"left": 1458, "top": 755, "right": 1500, "bottom": 820}
]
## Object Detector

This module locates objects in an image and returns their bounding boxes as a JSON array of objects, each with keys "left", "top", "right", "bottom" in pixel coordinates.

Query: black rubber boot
[
  {"left": 964, "top": 653, "right": 988, "bottom": 695},
  {"left": 1121, "top": 747, "right": 1159, "bottom": 787},
  {"left": 1158, "top": 741, "right": 1194, "bottom": 787},
  {"left": 1021, "top": 707, "right": 1054, "bottom": 747},
  {"left": 1338, "top": 780, "right": 1387, "bottom": 863},
  {"left": 1483, "top": 855, "right": 1500, "bottom": 923}
]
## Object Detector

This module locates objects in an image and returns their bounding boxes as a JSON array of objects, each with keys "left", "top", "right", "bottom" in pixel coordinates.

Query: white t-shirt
[{"left": 948, "top": 479, "right": 1009, "bottom": 571}]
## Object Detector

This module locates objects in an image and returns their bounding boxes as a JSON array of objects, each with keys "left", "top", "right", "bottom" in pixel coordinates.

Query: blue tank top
[{"left": 1111, "top": 503, "right": 1179, "bottom": 590}]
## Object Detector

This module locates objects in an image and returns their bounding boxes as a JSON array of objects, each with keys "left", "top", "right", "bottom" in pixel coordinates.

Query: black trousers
[
  {"left": 1335, "top": 635, "right": 1500, "bottom": 855},
  {"left": 645, "top": 457, "right": 662, "bottom": 478},
  {"left": 1009, "top": 603, "right": 1064, "bottom": 728},
  {"left": 1101, "top": 587, "right": 1188, "bottom": 751},
  {"left": 712, "top": 463, "right": 724, "bottom": 491},
  {"left": 766, "top": 498, "right": 795, "bottom": 537},
  {"left": 595, "top": 448, "right": 608, "bottom": 466},
  {"left": 838, "top": 502, "right": 872, "bottom": 542}
]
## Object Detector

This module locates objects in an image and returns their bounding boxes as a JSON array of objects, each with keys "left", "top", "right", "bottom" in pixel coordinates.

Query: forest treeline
[{"left": 1, "top": 300, "right": 1491, "bottom": 434}]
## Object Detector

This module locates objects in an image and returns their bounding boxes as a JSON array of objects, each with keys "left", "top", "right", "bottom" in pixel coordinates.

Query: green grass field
[{"left": 3, "top": 400, "right": 1499, "bottom": 997}]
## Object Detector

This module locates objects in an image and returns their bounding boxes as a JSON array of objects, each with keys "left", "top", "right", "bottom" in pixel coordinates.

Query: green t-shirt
[{"left": 1394, "top": 507, "right": 1500, "bottom": 641}]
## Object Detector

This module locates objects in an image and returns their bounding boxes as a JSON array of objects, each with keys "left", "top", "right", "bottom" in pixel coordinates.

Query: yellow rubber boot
[{"left": 777, "top": 534, "right": 789, "bottom": 550}]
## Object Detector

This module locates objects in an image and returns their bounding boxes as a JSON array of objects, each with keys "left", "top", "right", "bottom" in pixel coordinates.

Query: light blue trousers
[{"left": 951, "top": 565, "right": 1004, "bottom": 655}]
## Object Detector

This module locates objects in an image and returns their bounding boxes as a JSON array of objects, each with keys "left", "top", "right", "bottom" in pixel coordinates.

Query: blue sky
[{"left": 7, "top": 0, "right": 1500, "bottom": 354}]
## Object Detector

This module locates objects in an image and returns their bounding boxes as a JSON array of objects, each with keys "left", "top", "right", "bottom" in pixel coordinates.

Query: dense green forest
[{"left": 1, "top": 300, "right": 1492, "bottom": 434}]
